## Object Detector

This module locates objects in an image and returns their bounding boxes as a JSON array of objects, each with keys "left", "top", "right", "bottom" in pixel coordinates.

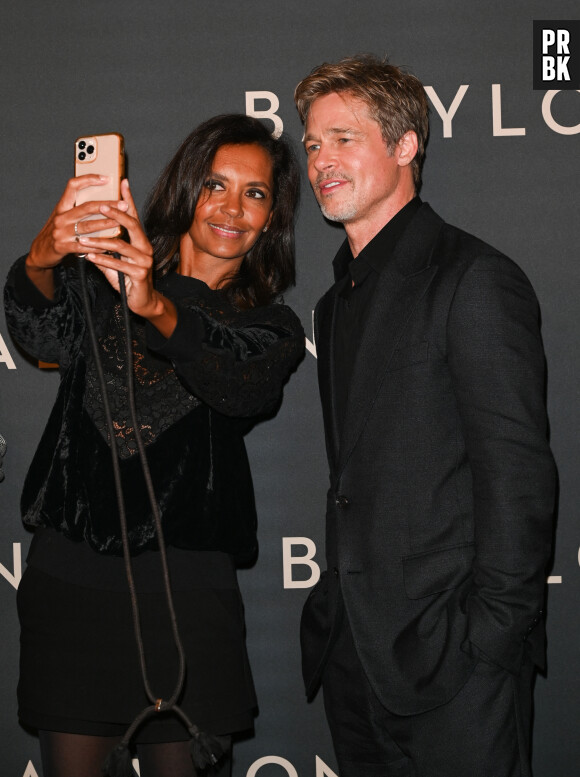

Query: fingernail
[
  {"left": 118, "top": 202, "right": 129, "bottom": 211},
  {"left": 99, "top": 176, "right": 109, "bottom": 182}
]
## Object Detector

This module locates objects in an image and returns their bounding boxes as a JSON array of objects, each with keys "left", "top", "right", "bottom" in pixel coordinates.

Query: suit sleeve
[{"left": 446, "top": 254, "right": 556, "bottom": 672}]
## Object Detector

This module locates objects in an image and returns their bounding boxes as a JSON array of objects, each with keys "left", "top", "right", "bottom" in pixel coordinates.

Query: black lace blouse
[{"left": 4, "top": 256, "right": 304, "bottom": 562}]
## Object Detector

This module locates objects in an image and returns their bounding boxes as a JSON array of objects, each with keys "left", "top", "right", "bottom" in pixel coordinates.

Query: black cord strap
[
  {"left": 77, "top": 259, "right": 228, "bottom": 773},
  {"left": 116, "top": 271, "right": 187, "bottom": 708}
]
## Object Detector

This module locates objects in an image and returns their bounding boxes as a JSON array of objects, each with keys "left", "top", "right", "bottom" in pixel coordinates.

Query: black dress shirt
[{"left": 333, "top": 197, "right": 422, "bottom": 430}]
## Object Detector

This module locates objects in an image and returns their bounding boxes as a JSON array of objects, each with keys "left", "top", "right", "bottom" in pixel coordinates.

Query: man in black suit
[{"left": 294, "top": 55, "right": 556, "bottom": 777}]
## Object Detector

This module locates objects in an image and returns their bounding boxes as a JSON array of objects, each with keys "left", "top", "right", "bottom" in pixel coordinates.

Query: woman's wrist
[
  {"left": 142, "top": 292, "right": 178, "bottom": 338},
  {"left": 26, "top": 242, "right": 60, "bottom": 271},
  {"left": 24, "top": 252, "right": 57, "bottom": 299}
]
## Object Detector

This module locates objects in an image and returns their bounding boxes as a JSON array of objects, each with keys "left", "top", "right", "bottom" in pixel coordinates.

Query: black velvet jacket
[{"left": 4, "top": 256, "right": 304, "bottom": 562}]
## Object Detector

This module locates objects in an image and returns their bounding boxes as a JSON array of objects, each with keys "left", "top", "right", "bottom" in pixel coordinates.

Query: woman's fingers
[
  {"left": 53, "top": 196, "right": 129, "bottom": 252},
  {"left": 70, "top": 217, "right": 121, "bottom": 240},
  {"left": 52, "top": 212, "right": 121, "bottom": 257},
  {"left": 68, "top": 198, "right": 128, "bottom": 222},
  {"left": 78, "top": 233, "right": 151, "bottom": 268},
  {"left": 56, "top": 174, "right": 111, "bottom": 213},
  {"left": 96, "top": 205, "right": 151, "bottom": 253},
  {"left": 120, "top": 178, "right": 139, "bottom": 218},
  {"left": 84, "top": 251, "right": 156, "bottom": 317},
  {"left": 83, "top": 252, "right": 148, "bottom": 277},
  {"left": 27, "top": 176, "right": 116, "bottom": 268}
]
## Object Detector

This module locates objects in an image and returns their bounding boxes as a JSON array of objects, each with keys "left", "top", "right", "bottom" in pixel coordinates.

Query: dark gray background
[{"left": 1, "top": 2, "right": 578, "bottom": 775}]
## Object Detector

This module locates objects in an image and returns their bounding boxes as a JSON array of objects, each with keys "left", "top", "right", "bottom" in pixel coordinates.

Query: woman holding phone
[{"left": 4, "top": 114, "right": 304, "bottom": 777}]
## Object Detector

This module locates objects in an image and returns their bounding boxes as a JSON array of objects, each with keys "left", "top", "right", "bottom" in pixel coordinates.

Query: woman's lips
[{"left": 208, "top": 223, "right": 245, "bottom": 238}]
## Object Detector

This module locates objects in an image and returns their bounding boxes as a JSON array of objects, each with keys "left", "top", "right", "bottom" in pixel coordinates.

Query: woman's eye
[
  {"left": 204, "top": 179, "right": 225, "bottom": 191},
  {"left": 247, "top": 189, "right": 266, "bottom": 199}
]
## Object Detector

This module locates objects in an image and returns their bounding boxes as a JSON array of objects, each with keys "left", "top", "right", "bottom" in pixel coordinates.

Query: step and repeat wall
[{"left": 1, "top": 2, "right": 579, "bottom": 775}]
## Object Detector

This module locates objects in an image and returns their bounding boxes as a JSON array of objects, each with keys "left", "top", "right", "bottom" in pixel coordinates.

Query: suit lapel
[
  {"left": 316, "top": 286, "right": 342, "bottom": 473},
  {"left": 336, "top": 204, "right": 444, "bottom": 477}
]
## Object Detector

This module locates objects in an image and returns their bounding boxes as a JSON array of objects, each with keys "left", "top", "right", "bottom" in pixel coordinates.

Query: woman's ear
[{"left": 263, "top": 210, "right": 274, "bottom": 232}]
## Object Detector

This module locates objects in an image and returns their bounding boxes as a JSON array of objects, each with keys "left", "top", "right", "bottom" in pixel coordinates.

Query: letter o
[
  {"left": 246, "top": 756, "right": 298, "bottom": 777},
  {"left": 542, "top": 90, "right": 580, "bottom": 134}
]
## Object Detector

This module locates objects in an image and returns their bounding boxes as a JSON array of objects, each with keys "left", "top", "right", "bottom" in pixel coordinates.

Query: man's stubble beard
[
  {"left": 314, "top": 177, "right": 359, "bottom": 224},
  {"left": 319, "top": 200, "right": 359, "bottom": 223},
  {"left": 317, "top": 189, "right": 359, "bottom": 224}
]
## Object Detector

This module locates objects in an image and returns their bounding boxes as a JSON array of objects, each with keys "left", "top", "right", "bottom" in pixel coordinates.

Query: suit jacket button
[
  {"left": 335, "top": 495, "right": 350, "bottom": 508},
  {"left": 333, "top": 567, "right": 339, "bottom": 577}
]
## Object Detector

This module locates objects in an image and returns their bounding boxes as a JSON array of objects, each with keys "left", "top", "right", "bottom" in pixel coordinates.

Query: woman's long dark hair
[{"left": 144, "top": 114, "right": 300, "bottom": 309}]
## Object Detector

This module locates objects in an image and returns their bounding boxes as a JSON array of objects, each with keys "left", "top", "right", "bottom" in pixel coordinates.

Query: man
[{"left": 295, "top": 55, "right": 556, "bottom": 777}]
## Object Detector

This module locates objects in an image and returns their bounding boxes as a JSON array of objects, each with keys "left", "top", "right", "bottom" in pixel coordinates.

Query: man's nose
[{"left": 312, "top": 144, "right": 336, "bottom": 172}]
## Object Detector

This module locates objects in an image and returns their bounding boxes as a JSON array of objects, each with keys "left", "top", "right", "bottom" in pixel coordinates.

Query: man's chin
[{"left": 319, "top": 202, "right": 357, "bottom": 223}]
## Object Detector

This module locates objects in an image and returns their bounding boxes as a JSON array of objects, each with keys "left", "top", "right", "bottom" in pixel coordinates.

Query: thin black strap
[
  {"left": 78, "top": 259, "right": 229, "bottom": 774},
  {"left": 77, "top": 257, "right": 165, "bottom": 704}
]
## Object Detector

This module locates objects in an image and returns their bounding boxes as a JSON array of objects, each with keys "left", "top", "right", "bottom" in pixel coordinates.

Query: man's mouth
[{"left": 317, "top": 177, "right": 350, "bottom": 195}]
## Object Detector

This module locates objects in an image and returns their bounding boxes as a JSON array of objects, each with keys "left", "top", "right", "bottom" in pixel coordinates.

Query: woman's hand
[
  {"left": 26, "top": 175, "right": 124, "bottom": 299},
  {"left": 80, "top": 179, "right": 178, "bottom": 337},
  {"left": 28, "top": 175, "right": 124, "bottom": 269}
]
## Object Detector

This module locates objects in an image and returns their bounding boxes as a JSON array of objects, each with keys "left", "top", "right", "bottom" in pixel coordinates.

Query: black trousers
[{"left": 321, "top": 614, "right": 535, "bottom": 777}]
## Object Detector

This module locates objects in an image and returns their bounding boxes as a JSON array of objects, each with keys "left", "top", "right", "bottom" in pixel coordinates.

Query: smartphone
[{"left": 74, "top": 133, "right": 125, "bottom": 238}]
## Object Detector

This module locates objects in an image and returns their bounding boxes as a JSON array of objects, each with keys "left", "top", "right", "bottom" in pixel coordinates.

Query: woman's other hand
[{"left": 80, "top": 179, "right": 177, "bottom": 336}]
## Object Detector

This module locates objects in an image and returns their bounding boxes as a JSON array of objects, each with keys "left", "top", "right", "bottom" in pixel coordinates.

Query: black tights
[{"left": 39, "top": 731, "right": 232, "bottom": 777}]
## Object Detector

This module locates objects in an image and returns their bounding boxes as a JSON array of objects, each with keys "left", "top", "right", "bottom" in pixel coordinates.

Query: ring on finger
[{"left": 74, "top": 222, "right": 80, "bottom": 241}]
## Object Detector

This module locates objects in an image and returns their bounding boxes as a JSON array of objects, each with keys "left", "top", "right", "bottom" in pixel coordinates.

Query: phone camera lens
[
  {"left": 78, "top": 140, "right": 86, "bottom": 150},
  {"left": 78, "top": 152, "right": 86, "bottom": 161},
  {"left": 86, "top": 145, "right": 95, "bottom": 154}
]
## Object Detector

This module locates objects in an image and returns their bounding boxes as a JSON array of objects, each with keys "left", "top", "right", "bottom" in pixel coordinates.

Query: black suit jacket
[{"left": 302, "top": 203, "right": 556, "bottom": 715}]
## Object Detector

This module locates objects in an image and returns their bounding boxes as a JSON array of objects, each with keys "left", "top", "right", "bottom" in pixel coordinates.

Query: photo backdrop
[{"left": 1, "top": 2, "right": 579, "bottom": 775}]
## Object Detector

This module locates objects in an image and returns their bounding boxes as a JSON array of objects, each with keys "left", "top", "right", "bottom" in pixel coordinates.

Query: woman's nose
[{"left": 221, "top": 190, "right": 243, "bottom": 217}]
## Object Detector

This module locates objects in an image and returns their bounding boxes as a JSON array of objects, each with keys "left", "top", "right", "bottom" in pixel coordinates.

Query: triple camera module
[{"left": 76, "top": 137, "right": 97, "bottom": 162}]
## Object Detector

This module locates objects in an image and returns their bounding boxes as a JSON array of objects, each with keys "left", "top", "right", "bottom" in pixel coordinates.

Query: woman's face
[{"left": 182, "top": 143, "right": 274, "bottom": 278}]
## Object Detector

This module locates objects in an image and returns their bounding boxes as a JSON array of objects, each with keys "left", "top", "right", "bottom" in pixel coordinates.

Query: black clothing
[
  {"left": 322, "top": 612, "right": 534, "bottom": 777},
  {"left": 4, "top": 254, "right": 304, "bottom": 739},
  {"left": 332, "top": 197, "right": 421, "bottom": 427},
  {"left": 17, "top": 560, "right": 255, "bottom": 742},
  {"left": 27, "top": 526, "right": 238, "bottom": 592},
  {"left": 4, "top": 256, "right": 304, "bottom": 562},
  {"left": 302, "top": 197, "right": 555, "bottom": 777},
  {"left": 19, "top": 529, "right": 250, "bottom": 737}
]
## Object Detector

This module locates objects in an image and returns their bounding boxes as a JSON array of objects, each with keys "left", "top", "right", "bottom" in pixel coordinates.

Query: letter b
[
  {"left": 245, "top": 91, "right": 283, "bottom": 138},
  {"left": 282, "top": 537, "right": 320, "bottom": 589},
  {"left": 543, "top": 57, "right": 556, "bottom": 80}
]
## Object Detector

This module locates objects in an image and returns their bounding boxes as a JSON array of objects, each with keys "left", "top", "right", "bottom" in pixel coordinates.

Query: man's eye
[
  {"left": 305, "top": 144, "right": 319, "bottom": 154},
  {"left": 204, "top": 179, "right": 225, "bottom": 191},
  {"left": 338, "top": 137, "right": 351, "bottom": 144}
]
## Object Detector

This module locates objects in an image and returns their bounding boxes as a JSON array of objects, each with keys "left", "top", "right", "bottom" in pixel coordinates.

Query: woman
[{"left": 4, "top": 115, "right": 304, "bottom": 777}]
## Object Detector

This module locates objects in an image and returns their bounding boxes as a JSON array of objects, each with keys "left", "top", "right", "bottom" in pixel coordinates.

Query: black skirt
[{"left": 17, "top": 532, "right": 257, "bottom": 743}]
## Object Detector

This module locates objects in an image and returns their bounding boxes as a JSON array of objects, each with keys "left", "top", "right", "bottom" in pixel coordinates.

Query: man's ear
[{"left": 396, "top": 131, "right": 418, "bottom": 168}]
